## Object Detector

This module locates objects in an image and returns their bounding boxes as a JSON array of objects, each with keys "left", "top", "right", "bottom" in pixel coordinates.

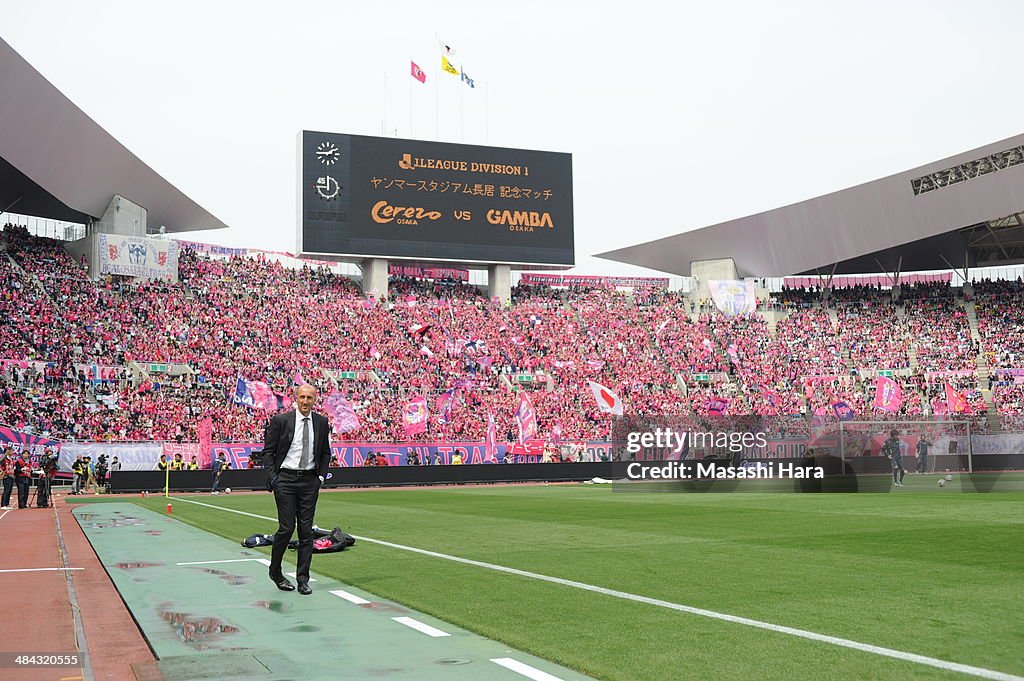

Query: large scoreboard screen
[{"left": 297, "top": 131, "right": 574, "bottom": 267}]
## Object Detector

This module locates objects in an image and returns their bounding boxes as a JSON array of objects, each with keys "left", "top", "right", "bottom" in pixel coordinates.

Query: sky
[{"left": 4, "top": 1, "right": 1024, "bottom": 277}]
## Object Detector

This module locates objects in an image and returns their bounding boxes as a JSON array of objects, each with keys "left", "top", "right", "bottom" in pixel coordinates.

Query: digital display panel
[{"left": 298, "top": 131, "right": 574, "bottom": 267}]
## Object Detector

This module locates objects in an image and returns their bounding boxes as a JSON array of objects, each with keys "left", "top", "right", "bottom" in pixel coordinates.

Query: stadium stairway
[
  {"left": 964, "top": 300, "right": 1000, "bottom": 424},
  {"left": 896, "top": 303, "right": 922, "bottom": 372},
  {"left": 761, "top": 308, "right": 782, "bottom": 337},
  {"left": 964, "top": 299, "right": 984, "bottom": 347}
]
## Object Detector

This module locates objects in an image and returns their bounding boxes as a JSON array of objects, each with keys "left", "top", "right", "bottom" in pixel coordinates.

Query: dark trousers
[
  {"left": 891, "top": 458, "right": 906, "bottom": 484},
  {"left": 916, "top": 455, "right": 927, "bottom": 473},
  {"left": 269, "top": 470, "right": 320, "bottom": 583},
  {"left": 16, "top": 476, "right": 30, "bottom": 508},
  {"left": 1, "top": 477, "right": 13, "bottom": 506}
]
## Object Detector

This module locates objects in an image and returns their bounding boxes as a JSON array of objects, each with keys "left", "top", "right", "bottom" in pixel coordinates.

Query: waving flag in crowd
[
  {"left": 707, "top": 398, "right": 729, "bottom": 416},
  {"left": 231, "top": 377, "right": 252, "bottom": 406},
  {"left": 588, "top": 381, "right": 623, "bottom": 416},
  {"left": 404, "top": 396, "right": 429, "bottom": 436},
  {"left": 831, "top": 400, "right": 856, "bottom": 421},
  {"left": 872, "top": 376, "right": 903, "bottom": 412},
  {"left": 515, "top": 391, "right": 538, "bottom": 444},
  {"left": 550, "top": 421, "right": 563, "bottom": 446},
  {"left": 231, "top": 377, "right": 278, "bottom": 411},
  {"left": 436, "top": 389, "right": 455, "bottom": 425},
  {"left": 324, "top": 391, "right": 360, "bottom": 434},
  {"left": 944, "top": 382, "right": 973, "bottom": 414}
]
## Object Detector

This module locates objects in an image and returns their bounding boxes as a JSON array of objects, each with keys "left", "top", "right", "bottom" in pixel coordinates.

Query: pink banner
[
  {"left": 519, "top": 273, "right": 669, "bottom": 288},
  {"left": 389, "top": 265, "right": 469, "bottom": 281},
  {"left": 324, "top": 391, "right": 361, "bottom": 434},
  {"left": 197, "top": 417, "right": 213, "bottom": 468},
  {"left": 873, "top": 376, "right": 903, "bottom": 412},
  {"left": 515, "top": 392, "right": 538, "bottom": 443},
  {"left": 403, "top": 396, "right": 428, "bottom": 436},
  {"left": 162, "top": 443, "right": 199, "bottom": 466}
]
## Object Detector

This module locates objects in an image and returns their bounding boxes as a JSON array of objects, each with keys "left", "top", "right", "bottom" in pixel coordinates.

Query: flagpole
[
  {"left": 409, "top": 58, "right": 413, "bottom": 138},
  {"left": 485, "top": 81, "right": 489, "bottom": 144},
  {"left": 460, "top": 64, "right": 465, "bottom": 142},
  {"left": 382, "top": 70, "right": 387, "bottom": 136},
  {"left": 434, "top": 62, "right": 439, "bottom": 140}
]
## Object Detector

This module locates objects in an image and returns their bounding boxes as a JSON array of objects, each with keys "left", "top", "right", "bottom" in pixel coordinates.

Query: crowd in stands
[{"left": 2, "top": 223, "right": 1023, "bottom": 445}]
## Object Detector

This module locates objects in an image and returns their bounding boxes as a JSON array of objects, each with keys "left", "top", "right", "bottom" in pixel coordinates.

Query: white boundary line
[
  {"left": 0, "top": 510, "right": 10, "bottom": 521},
  {"left": 169, "top": 496, "right": 1024, "bottom": 681},
  {"left": 391, "top": 616, "right": 451, "bottom": 638},
  {"left": 491, "top": 658, "right": 566, "bottom": 681},
  {"left": 330, "top": 588, "right": 370, "bottom": 605},
  {"left": 0, "top": 567, "right": 84, "bottom": 573},
  {"left": 177, "top": 558, "right": 266, "bottom": 566}
]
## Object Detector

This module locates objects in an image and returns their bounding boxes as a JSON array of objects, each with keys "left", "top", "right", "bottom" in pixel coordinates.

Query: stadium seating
[{"left": 1, "top": 223, "right": 1020, "bottom": 444}]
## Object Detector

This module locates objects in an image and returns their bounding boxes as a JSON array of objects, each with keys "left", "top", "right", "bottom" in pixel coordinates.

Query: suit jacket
[{"left": 262, "top": 410, "right": 331, "bottom": 488}]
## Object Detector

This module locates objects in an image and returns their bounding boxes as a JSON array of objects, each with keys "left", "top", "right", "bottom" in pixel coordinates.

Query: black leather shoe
[
  {"left": 272, "top": 575, "right": 295, "bottom": 592},
  {"left": 297, "top": 582, "right": 312, "bottom": 595}
]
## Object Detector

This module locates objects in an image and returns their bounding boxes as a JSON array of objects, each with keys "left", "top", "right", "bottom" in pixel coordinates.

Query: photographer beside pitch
[{"left": 262, "top": 384, "right": 331, "bottom": 595}]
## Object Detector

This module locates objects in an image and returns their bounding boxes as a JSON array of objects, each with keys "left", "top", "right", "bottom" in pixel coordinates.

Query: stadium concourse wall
[
  {"left": 57, "top": 440, "right": 621, "bottom": 472},
  {"left": 106, "top": 454, "right": 1024, "bottom": 493}
]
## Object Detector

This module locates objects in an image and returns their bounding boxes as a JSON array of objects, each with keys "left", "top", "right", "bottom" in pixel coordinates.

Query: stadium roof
[
  {"left": 597, "top": 133, "right": 1024, "bottom": 277},
  {"left": 0, "top": 37, "right": 226, "bottom": 234}
]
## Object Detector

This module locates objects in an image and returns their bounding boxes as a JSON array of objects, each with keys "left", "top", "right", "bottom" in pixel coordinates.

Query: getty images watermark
[
  {"left": 609, "top": 416, "right": 839, "bottom": 492},
  {"left": 623, "top": 427, "right": 824, "bottom": 481}
]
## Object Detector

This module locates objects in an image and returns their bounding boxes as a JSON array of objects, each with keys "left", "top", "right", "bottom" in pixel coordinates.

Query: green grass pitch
[{"left": 112, "top": 478, "right": 1022, "bottom": 680}]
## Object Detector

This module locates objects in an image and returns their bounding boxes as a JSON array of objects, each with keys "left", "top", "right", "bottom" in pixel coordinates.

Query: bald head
[{"left": 296, "top": 384, "right": 317, "bottom": 416}]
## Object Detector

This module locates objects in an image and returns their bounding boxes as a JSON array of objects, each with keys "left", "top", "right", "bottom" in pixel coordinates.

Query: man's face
[{"left": 296, "top": 386, "right": 317, "bottom": 416}]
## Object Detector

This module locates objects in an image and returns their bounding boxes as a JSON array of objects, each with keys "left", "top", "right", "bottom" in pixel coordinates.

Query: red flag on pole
[
  {"left": 944, "top": 382, "right": 973, "bottom": 414},
  {"left": 410, "top": 61, "right": 426, "bottom": 83}
]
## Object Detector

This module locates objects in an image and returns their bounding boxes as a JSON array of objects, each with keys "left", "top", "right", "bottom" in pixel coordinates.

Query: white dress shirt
[{"left": 282, "top": 408, "right": 315, "bottom": 470}]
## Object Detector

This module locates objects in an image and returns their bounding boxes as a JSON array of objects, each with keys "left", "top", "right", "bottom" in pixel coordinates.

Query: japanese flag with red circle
[{"left": 588, "top": 381, "right": 623, "bottom": 416}]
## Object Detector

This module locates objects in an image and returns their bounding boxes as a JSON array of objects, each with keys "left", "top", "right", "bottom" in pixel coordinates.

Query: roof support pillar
[
  {"left": 361, "top": 258, "right": 389, "bottom": 300},
  {"left": 689, "top": 258, "right": 737, "bottom": 303},
  {"left": 488, "top": 264, "right": 511, "bottom": 305},
  {"left": 97, "top": 194, "right": 147, "bottom": 237}
]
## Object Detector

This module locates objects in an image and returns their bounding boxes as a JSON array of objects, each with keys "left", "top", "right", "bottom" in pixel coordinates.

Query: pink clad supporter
[{"left": 0, "top": 223, "right": 1020, "bottom": 442}]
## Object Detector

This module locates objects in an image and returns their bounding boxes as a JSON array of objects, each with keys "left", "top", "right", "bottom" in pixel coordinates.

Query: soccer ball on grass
[
  {"left": 225, "top": 488, "right": 231, "bottom": 494},
  {"left": 937, "top": 479, "right": 947, "bottom": 488}
]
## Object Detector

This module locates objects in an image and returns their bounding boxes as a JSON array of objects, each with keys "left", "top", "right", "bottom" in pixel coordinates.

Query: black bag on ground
[
  {"left": 287, "top": 526, "right": 356, "bottom": 553},
  {"left": 241, "top": 533, "right": 275, "bottom": 548}
]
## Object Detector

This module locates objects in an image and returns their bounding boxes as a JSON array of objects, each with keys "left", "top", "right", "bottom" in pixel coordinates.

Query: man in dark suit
[{"left": 262, "top": 384, "right": 331, "bottom": 594}]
